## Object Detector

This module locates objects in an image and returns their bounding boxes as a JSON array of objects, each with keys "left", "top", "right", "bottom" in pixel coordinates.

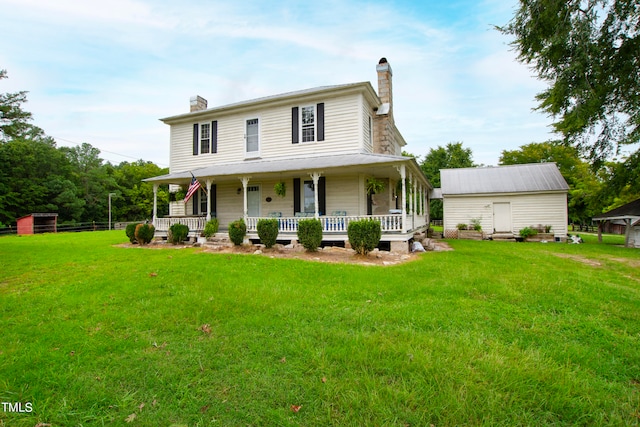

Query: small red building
[{"left": 17, "top": 213, "right": 58, "bottom": 235}]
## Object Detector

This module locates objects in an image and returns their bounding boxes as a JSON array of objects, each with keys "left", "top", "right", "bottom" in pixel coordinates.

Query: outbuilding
[
  {"left": 439, "top": 163, "right": 569, "bottom": 241},
  {"left": 16, "top": 213, "right": 58, "bottom": 235},
  {"left": 593, "top": 198, "right": 640, "bottom": 248}
]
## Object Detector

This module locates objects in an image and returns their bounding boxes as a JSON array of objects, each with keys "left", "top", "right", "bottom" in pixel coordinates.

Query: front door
[
  {"left": 247, "top": 185, "right": 260, "bottom": 217},
  {"left": 493, "top": 202, "right": 511, "bottom": 233}
]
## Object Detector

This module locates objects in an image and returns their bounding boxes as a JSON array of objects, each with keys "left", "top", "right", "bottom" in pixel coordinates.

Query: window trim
[
  {"left": 199, "top": 122, "right": 211, "bottom": 154},
  {"left": 300, "top": 105, "right": 316, "bottom": 143}
]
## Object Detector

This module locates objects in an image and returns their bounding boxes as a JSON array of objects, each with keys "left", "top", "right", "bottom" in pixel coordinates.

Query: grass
[{"left": 0, "top": 231, "right": 639, "bottom": 426}]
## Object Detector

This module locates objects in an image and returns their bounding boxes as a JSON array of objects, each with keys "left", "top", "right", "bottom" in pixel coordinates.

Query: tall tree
[
  {"left": 420, "top": 142, "right": 475, "bottom": 219},
  {"left": 498, "top": 0, "right": 640, "bottom": 165},
  {"left": 0, "top": 69, "right": 34, "bottom": 142},
  {"left": 499, "top": 141, "right": 603, "bottom": 226}
]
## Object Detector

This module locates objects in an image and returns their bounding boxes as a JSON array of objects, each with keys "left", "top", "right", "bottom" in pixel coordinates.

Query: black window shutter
[
  {"left": 292, "top": 107, "right": 299, "bottom": 144},
  {"left": 193, "top": 123, "right": 199, "bottom": 155},
  {"left": 318, "top": 176, "right": 326, "bottom": 215},
  {"left": 211, "top": 184, "right": 217, "bottom": 217},
  {"left": 293, "top": 178, "right": 301, "bottom": 214},
  {"left": 317, "top": 103, "right": 325, "bottom": 141},
  {"left": 211, "top": 121, "right": 218, "bottom": 153},
  {"left": 192, "top": 191, "right": 199, "bottom": 214}
]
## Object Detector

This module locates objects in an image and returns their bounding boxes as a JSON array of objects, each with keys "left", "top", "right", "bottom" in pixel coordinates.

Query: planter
[
  {"left": 458, "top": 230, "right": 484, "bottom": 240},
  {"left": 525, "top": 233, "right": 554, "bottom": 242}
]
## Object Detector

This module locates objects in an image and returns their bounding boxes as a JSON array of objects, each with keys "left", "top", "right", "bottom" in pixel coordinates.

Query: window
[
  {"left": 301, "top": 106, "right": 315, "bottom": 142},
  {"left": 292, "top": 103, "right": 324, "bottom": 144},
  {"left": 200, "top": 123, "right": 210, "bottom": 154},
  {"left": 246, "top": 118, "right": 259, "bottom": 154},
  {"left": 193, "top": 121, "right": 217, "bottom": 155}
]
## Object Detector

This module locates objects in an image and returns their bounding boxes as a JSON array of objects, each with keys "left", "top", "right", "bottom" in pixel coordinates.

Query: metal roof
[
  {"left": 144, "top": 152, "right": 430, "bottom": 186},
  {"left": 160, "top": 82, "right": 375, "bottom": 123},
  {"left": 440, "top": 163, "right": 569, "bottom": 195},
  {"left": 593, "top": 198, "right": 640, "bottom": 222}
]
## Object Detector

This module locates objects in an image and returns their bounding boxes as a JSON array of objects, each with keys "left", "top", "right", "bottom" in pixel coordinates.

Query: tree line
[{"left": 0, "top": 70, "right": 169, "bottom": 228}]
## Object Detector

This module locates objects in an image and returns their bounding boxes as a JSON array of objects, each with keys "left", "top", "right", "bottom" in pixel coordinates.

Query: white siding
[
  {"left": 444, "top": 192, "right": 568, "bottom": 237},
  {"left": 169, "top": 93, "right": 364, "bottom": 173}
]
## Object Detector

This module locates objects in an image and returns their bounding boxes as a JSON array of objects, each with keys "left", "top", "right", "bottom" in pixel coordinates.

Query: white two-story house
[{"left": 145, "top": 58, "right": 432, "bottom": 251}]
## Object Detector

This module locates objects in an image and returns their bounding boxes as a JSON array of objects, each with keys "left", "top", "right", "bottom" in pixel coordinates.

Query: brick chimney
[
  {"left": 190, "top": 95, "right": 207, "bottom": 112},
  {"left": 373, "top": 58, "right": 397, "bottom": 155}
]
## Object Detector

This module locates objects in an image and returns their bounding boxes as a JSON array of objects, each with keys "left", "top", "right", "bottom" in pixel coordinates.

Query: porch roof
[
  {"left": 144, "top": 153, "right": 430, "bottom": 187},
  {"left": 593, "top": 198, "right": 640, "bottom": 224}
]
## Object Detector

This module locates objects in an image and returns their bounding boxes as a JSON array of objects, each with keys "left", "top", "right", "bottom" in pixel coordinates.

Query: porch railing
[
  {"left": 154, "top": 216, "right": 207, "bottom": 233},
  {"left": 154, "top": 214, "right": 427, "bottom": 234},
  {"left": 246, "top": 214, "right": 406, "bottom": 233}
]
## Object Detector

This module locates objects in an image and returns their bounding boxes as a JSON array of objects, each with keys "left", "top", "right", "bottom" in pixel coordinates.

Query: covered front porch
[{"left": 144, "top": 153, "right": 432, "bottom": 250}]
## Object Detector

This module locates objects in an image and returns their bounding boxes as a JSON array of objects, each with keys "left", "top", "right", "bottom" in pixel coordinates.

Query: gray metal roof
[
  {"left": 593, "top": 198, "right": 640, "bottom": 221},
  {"left": 144, "top": 152, "right": 429, "bottom": 186},
  {"left": 161, "top": 82, "right": 374, "bottom": 123},
  {"left": 440, "top": 163, "right": 569, "bottom": 195}
]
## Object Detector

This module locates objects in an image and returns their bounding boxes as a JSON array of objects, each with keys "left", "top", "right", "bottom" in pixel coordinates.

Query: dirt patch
[
  {"left": 553, "top": 253, "right": 602, "bottom": 267},
  {"left": 117, "top": 240, "right": 453, "bottom": 266}
]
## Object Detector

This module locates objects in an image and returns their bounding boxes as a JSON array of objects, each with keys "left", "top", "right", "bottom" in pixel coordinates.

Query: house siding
[
  {"left": 169, "top": 94, "right": 365, "bottom": 174},
  {"left": 444, "top": 192, "right": 568, "bottom": 237}
]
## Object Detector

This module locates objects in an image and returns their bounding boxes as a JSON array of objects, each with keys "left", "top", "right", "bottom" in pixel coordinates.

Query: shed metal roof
[
  {"left": 593, "top": 198, "right": 640, "bottom": 222},
  {"left": 440, "top": 163, "right": 569, "bottom": 195}
]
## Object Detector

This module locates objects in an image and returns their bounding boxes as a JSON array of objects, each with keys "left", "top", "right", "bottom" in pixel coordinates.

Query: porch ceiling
[{"left": 144, "top": 153, "right": 431, "bottom": 187}]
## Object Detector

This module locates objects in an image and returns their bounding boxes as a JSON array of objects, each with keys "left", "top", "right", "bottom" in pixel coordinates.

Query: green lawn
[{"left": 1, "top": 231, "right": 639, "bottom": 426}]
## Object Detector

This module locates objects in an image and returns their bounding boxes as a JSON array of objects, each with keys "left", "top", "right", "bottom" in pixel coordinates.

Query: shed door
[{"left": 493, "top": 202, "right": 511, "bottom": 233}]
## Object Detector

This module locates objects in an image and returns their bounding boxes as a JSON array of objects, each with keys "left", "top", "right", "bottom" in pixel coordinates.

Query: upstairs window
[
  {"left": 192, "top": 121, "right": 218, "bottom": 155},
  {"left": 200, "top": 123, "right": 210, "bottom": 154},
  {"left": 301, "top": 106, "right": 315, "bottom": 142},
  {"left": 246, "top": 118, "right": 259, "bottom": 155},
  {"left": 292, "top": 103, "right": 324, "bottom": 144}
]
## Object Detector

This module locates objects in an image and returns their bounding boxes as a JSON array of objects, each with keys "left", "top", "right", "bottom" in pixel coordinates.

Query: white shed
[{"left": 440, "top": 163, "right": 569, "bottom": 241}]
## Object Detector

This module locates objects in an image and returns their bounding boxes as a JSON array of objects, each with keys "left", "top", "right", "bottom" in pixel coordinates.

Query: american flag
[{"left": 184, "top": 175, "right": 202, "bottom": 203}]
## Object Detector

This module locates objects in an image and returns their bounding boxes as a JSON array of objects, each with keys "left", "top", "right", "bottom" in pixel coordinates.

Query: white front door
[
  {"left": 493, "top": 202, "right": 511, "bottom": 233},
  {"left": 247, "top": 185, "right": 260, "bottom": 217}
]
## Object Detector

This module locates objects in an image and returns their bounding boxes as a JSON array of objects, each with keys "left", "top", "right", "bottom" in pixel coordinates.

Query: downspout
[
  {"left": 241, "top": 177, "right": 251, "bottom": 221},
  {"left": 400, "top": 164, "right": 407, "bottom": 233}
]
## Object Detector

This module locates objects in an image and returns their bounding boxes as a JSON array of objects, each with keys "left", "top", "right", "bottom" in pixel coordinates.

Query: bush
[
  {"left": 519, "top": 226, "right": 538, "bottom": 240},
  {"left": 168, "top": 223, "right": 189, "bottom": 244},
  {"left": 126, "top": 223, "right": 140, "bottom": 244},
  {"left": 297, "top": 219, "right": 322, "bottom": 252},
  {"left": 457, "top": 223, "right": 468, "bottom": 231},
  {"left": 228, "top": 218, "right": 246, "bottom": 246},
  {"left": 203, "top": 218, "right": 219, "bottom": 238},
  {"left": 135, "top": 223, "right": 155, "bottom": 245},
  {"left": 257, "top": 218, "right": 279, "bottom": 248},
  {"left": 348, "top": 219, "right": 382, "bottom": 255}
]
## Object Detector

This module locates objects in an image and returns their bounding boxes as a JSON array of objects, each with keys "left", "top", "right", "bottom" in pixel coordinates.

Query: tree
[
  {"left": 499, "top": 141, "right": 603, "bottom": 226},
  {"left": 420, "top": 142, "right": 475, "bottom": 219},
  {"left": 0, "top": 69, "right": 34, "bottom": 142},
  {"left": 499, "top": 0, "right": 640, "bottom": 166}
]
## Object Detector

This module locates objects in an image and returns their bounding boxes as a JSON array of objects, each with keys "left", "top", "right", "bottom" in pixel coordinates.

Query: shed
[
  {"left": 17, "top": 213, "right": 58, "bottom": 235},
  {"left": 439, "top": 163, "right": 569, "bottom": 240},
  {"left": 593, "top": 198, "right": 640, "bottom": 248}
]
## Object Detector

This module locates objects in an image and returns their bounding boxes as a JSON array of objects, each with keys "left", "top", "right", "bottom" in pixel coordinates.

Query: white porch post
[
  {"left": 413, "top": 176, "right": 418, "bottom": 228},
  {"left": 309, "top": 171, "right": 322, "bottom": 218},
  {"left": 152, "top": 184, "right": 158, "bottom": 227},
  {"left": 241, "top": 176, "right": 251, "bottom": 220},
  {"left": 206, "top": 179, "right": 212, "bottom": 221},
  {"left": 399, "top": 165, "right": 407, "bottom": 233}
]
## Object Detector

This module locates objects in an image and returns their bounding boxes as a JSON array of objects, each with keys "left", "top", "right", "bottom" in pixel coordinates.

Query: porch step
[
  {"left": 491, "top": 232, "right": 516, "bottom": 242},
  {"left": 203, "top": 235, "right": 233, "bottom": 250}
]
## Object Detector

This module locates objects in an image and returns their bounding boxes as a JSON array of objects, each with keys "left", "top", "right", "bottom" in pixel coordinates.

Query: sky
[{"left": 1, "top": 0, "right": 556, "bottom": 167}]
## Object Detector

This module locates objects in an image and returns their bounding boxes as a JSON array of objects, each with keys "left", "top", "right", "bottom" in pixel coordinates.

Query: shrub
[
  {"left": 126, "top": 223, "right": 140, "bottom": 244},
  {"left": 470, "top": 218, "right": 482, "bottom": 231},
  {"left": 168, "top": 223, "right": 189, "bottom": 244},
  {"left": 457, "top": 223, "right": 468, "bottom": 231},
  {"left": 228, "top": 218, "right": 246, "bottom": 246},
  {"left": 519, "top": 227, "right": 538, "bottom": 240},
  {"left": 135, "top": 223, "right": 155, "bottom": 245},
  {"left": 297, "top": 219, "right": 322, "bottom": 252},
  {"left": 203, "top": 218, "right": 219, "bottom": 238},
  {"left": 257, "top": 218, "right": 279, "bottom": 248},
  {"left": 348, "top": 219, "right": 382, "bottom": 255}
]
